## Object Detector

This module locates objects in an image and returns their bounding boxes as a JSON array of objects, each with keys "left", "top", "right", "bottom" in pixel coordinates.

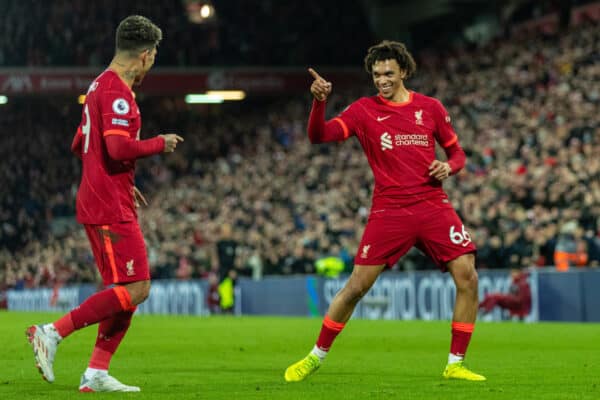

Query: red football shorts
[
  {"left": 355, "top": 207, "right": 477, "bottom": 271},
  {"left": 84, "top": 221, "right": 150, "bottom": 285}
]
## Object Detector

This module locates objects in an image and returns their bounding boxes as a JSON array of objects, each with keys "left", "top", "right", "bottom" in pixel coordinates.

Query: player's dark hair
[
  {"left": 115, "top": 15, "right": 162, "bottom": 54},
  {"left": 364, "top": 40, "right": 416, "bottom": 78}
]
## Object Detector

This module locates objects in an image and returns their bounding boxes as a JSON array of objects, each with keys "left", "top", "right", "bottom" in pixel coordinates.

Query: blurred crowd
[
  {"left": 0, "top": 0, "right": 373, "bottom": 67},
  {"left": 1, "top": 18, "right": 599, "bottom": 292}
]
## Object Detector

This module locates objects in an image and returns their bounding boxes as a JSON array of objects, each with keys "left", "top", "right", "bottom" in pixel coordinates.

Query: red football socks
[
  {"left": 88, "top": 308, "right": 135, "bottom": 370},
  {"left": 53, "top": 286, "right": 133, "bottom": 339},
  {"left": 315, "top": 315, "right": 346, "bottom": 351},
  {"left": 450, "top": 321, "right": 474, "bottom": 357}
]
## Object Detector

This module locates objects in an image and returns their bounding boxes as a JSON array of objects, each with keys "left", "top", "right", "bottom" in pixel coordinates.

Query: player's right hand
[
  {"left": 308, "top": 68, "right": 332, "bottom": 101},
  {"left": 159, "top": 134, "right": 184, "bottom": 153}
]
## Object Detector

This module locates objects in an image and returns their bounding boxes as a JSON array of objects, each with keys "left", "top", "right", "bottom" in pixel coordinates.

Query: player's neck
[
  {"left": 108, "top": 58, "right": 138, "bottom": 88},
  {"left": 389, "top": 86, "right": 411, "bottom": 103}
]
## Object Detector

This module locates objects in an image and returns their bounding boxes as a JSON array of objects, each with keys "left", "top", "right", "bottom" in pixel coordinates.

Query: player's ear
[{"left": 139, "top": 49, "right": 150, "bottom": 67}]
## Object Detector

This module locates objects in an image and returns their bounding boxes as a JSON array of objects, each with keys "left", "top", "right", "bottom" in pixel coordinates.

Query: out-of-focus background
[{"left": 0, "top": 0, "right": 598, "bottom": 322}]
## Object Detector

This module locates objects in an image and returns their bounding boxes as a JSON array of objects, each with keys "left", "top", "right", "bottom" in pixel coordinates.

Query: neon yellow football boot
[
  {"left": 284, "top": 353, "right": 321, "bottom": 382},
  {"left": 443, "top": 361, "right": 486, "bottom": 381}
]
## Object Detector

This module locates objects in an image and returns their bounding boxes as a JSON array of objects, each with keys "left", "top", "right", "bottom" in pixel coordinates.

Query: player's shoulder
[
  {"left": 411, "top": 91, "right": 441, "bottom": 106},
  {"left": 338, "top": 96, "right": 370, "bottom": 115},
  {"left": 411, "top": 92, "right": 447, "bottom": 115},
  {"left": 362, "top": 95, "right": 380, "bottom": 105},
  {"left": 95, "top": 70, "right": 132, "bottom": 97},
  {"left": 350, "top": 95, "right": 379, "bottom": 109}
]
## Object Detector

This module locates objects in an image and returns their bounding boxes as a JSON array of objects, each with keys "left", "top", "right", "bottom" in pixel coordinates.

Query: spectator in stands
[
  {"left": 1, "top": 16, "right": 599, "bottom": 285},
  {"left": 0, "top": 0, "right": 372, "bottom": 68},
  {"left": 206, "top": 272, "right": 220, "bottom": 315},
  {"left": 554, "top": 221, "right": 589, "bottom": 271}
]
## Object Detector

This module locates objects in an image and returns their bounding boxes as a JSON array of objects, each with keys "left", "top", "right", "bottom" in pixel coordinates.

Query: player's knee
[
  {"left": 468, "top": 269, "right": 479, "bottom": 292},
  {"left": 459, "top": 270, "right": 478, "bottom": 300},
  {"left": 450, "top": 255, "right": 478, "bottom": 290},
  {"left": 455, "top": 266, "right": 478, "bottom": 292},
  {"left": 138, "top": 281, "right": 151, "bottom": 304},
  {"left": 127, "top": 280, "right": 151, "bottom": 305}
]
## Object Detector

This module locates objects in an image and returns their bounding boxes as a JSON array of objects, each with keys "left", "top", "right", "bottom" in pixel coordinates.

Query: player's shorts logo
[
  {"left": 380, "top": 133, "right": 393, "bottom": 151},
  {"left": 112, "top": 98, "right": 130, "bottom": 115},
  {"left": 449, "top": 225, "right": 472, "bottom": 247},
  {"left": 360, "top": 244, "right": 371, "bottom": 259},
  {"left": 126, "top": 259, "right": 135, "bottom": 276}
]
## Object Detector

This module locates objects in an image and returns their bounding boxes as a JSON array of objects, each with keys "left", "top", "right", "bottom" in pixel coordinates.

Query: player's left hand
[
  {"left": 133, "top": 186, "right": 148, "bottom": 208},
  {"left": 429, "top": 160, "right": 452, "bottom": 181}
]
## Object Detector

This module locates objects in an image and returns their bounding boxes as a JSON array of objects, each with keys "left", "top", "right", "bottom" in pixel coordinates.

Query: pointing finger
[
  {"left": 308, "top": 67, "right": 325, "bottom": 82},
  {"left": 138, "top": 193, "right": 148, "bottom": 206},
  {"left": 175, "top": 135, "right": 184, "bottom": 142}
]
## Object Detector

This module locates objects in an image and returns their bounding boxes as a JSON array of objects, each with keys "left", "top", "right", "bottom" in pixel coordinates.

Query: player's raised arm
[{"left": 306, "top": 68, "right": 347, "bottom": 144}]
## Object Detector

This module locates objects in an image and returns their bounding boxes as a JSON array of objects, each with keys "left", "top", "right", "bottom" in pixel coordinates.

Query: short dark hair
[
  {"left": 364, "top": 40, "right": 417, "bottom": 78},
  {"left": 116, "top": 15, "right": 162, "bottom": 54}
]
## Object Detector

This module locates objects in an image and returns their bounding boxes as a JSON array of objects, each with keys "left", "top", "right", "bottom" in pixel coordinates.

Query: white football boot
[
  {"left": 79, "top": 373, "right": 141, "bottom": 392},
  {"left": 26, "top": 324, "right": 60, "bottom": 383}
]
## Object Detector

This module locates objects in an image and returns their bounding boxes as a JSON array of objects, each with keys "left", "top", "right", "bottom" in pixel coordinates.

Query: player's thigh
[
  {"left": 85, "top": 222, "right": 150, "bottom": 285},
  {"left": 355, "top": 214, "right": 417, "bottom": 268},
  {"left": 83, "top": 224, "right": 107, "bottom": 275},
  {"left": 109, "top": 221, "right": 150, "bottom": 284},
  {"left": 415, "top": 208, "right": 476, "bottom": 271}
]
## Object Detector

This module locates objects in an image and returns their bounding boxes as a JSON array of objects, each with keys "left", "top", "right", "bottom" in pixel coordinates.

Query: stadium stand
[
  {"left": 0, "top": 0, "right": 373, "bottom": 67},
  {"left": 1, "top": 3, "right": 599, "bottom": 291}
]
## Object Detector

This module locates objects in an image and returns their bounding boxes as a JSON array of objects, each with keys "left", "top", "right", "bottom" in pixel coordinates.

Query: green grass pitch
[{"left": 1, "top": 311, "right": 598, "bottom": 399}]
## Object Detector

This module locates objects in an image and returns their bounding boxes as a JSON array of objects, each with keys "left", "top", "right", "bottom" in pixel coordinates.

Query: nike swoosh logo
[{"left": 376, "top": 116, "right": 391, "bottom": 122}]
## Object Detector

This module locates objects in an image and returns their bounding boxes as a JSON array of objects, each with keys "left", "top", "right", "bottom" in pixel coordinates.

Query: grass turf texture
[{"left": 1, "top": 311, "right": 598, "bottom": 399}]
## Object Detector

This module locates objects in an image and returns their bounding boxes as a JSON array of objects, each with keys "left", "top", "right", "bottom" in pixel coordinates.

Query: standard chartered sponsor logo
[
  {"left": 394, "top": 134, "right": 429, "bottom": 147},
  {"left": 380, "top": 132, "right": 393, "bottom": 151},
  {"left": 323, "top": 273, "right": 528, "bottom": 321},
  {"left": 138, "top": 281, "right": 208, "bottom": 315},
  {"left": 7, "top": 288, "right": 80, "bottom": 311},
  {"left": 380, "top": 132, "right": 429, "bottom": 150}
]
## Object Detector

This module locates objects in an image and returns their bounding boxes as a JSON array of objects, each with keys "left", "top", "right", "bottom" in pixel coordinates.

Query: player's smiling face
[{"left": 372, "top": 59, "right": 405, "bottom": 100}]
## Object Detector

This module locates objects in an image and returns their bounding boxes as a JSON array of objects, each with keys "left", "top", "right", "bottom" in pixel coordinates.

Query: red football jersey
[
  {"left": 334, "top": 91, "right": 458, "bottom": 210},
  {"left": 74, "top": 69, "right": 142, "bottom": 224}
]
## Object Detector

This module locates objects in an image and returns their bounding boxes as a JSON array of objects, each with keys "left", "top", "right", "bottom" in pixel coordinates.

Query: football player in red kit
[
  {"left": 285, "top": 40, "right": 485, "bottom": 382},
  {"left": 26, "top": 15, "right": 183, "bottom": 392}
]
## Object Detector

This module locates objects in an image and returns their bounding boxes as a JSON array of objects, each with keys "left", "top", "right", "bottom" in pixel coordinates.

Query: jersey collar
[{"left": 377, "top": 91, "right": 414, "bottom": 107}]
